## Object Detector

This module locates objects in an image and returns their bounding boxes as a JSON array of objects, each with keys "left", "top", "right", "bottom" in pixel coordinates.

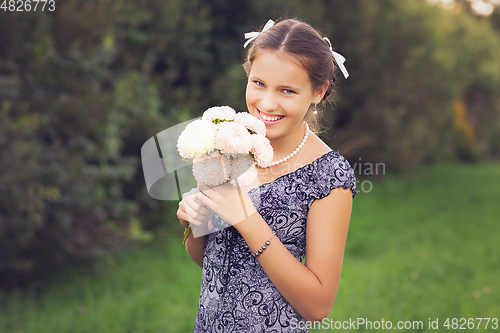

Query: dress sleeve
[{"left": 309, "top": 151, "right": 357, "bottom": 205}]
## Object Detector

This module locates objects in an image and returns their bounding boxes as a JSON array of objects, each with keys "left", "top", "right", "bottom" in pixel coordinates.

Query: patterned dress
[{"left": 193, "top": 151, "right": 357, "bottom": 332}]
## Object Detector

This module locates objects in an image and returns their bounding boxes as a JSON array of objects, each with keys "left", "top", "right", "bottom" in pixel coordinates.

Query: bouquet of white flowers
[{"left": 177, "top": 106, "right": 273, "bottom": 242}]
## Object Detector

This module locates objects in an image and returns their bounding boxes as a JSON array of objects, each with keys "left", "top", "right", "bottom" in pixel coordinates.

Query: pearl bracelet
[{"left": 251, "top": 231, "right": 276, "bottom": 258}]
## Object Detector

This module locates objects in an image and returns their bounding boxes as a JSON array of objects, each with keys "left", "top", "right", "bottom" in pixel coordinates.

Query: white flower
[
  {"left": 234, "top": 112, "right": 266, "bottom": 136},
  {"left": 229, "top": 154, "right": 257, "bottom": 187},
  {"left": 215, "top": 122, "right": 252, "bottom": 156},
  {"left": 177, "top": 119, "right": 217, "bottom": 159},
  {"left": 176, "top": 105, "right": 272, "bottom": 189},
  {"left": 192, "top": 151, "right": 230, "bottom": 186},
  {"left": 250, "top": 134, "right": 273, "bottom": 168},
  {"left": 202, "top": 106, "right": 236, "bottom": 123}
]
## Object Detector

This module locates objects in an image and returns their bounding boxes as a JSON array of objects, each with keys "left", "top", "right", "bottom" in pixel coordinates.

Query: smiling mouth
[{"left": 258, "top": 110, "right": 285, "bottom": 122}]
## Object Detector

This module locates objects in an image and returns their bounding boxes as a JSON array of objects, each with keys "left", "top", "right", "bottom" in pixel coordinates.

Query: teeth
[{"left": 260, "top": 113, "right": 284, "bottom": 121}]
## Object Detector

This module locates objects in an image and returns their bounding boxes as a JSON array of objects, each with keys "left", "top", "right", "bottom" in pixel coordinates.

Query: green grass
[
  {"left": 314, "top": 163, "right": 500, "bottom": 332},
  {"left": 1, "top": 163, "right": 499, "bottom": 333},
  {"left": 0, "top": 233, "right": 202, "bottom": 333}
]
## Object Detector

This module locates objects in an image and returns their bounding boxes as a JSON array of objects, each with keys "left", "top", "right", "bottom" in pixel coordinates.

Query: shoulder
[{"left": 306, "top": 135, "right": 357, "bottom": 198}]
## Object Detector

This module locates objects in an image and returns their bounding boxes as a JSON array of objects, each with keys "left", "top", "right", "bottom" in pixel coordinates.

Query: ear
[{"left": 314, "top": 81, "right": 329, "bottom": 104}]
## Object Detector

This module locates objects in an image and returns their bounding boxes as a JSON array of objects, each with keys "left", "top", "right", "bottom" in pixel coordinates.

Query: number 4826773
[{"left": 1, "top": 0, "right": 56, "bottom": 11}]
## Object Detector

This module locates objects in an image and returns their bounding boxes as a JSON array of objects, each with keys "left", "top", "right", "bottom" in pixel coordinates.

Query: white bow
[
  {"left": 244, "top": 19, "right": 275, "bottom": 48},
  {"left": 323, "top": 37, "right": 349, "bottom": 79}
]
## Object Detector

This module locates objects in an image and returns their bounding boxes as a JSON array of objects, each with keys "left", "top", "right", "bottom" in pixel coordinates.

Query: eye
[
  {"left": 283, "top": 89, "right": 296, "bottom": 95},
  {"left": 254, "top": 80, "right": 265, "bottom": 87}
]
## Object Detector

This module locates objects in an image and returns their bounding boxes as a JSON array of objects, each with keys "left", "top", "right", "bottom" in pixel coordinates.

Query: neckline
[{"left": 256, "top": 150, "right": 337, "bottom": 188}]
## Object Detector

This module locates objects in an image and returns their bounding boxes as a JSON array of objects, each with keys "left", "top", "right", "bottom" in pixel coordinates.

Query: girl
[{"left": 177, "top": 18, "right": 356, "bottom": 332}]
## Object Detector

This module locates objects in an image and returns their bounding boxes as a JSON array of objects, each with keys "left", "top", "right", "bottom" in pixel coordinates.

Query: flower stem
[{"left": 182, "top": 225, "right": 192, "bottom": 244}]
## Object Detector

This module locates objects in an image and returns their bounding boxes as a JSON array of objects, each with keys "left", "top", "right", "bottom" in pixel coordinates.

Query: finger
[
  {"left": 198, "top": 184, "right": 219, "bottom": 200},
  {"left": 185, "top": 214, "right": 202, "bottom": 226},
  {"left": 192, "top": 190, "right": 210, "bottom": 209},
  {"left": 177, "top": 210, "right": 191, "bottom": 228},
  {"left": 177, "top": 200, "right": 189, "bottom": 218},
  {"left": 184, "top": 197, "right": 210, "bottom": 225},
  {"left": 181, "top": 189, "right": 207, "bottom": 225},
  {"left": 184, "top": 187, "right": 209, "bottom": 205},
  {"left": 196, "top": 185, "right": 224, "bottom": 201},
  {"left": 195, "top": 190, "right": 216, "bottom": 211},
  {"left": 185, "top": 216, "right": 201, "bottom": 227},
  {"left": 183, "top": 190, "right": 203, "bottom": 209},
  {"left": 184, "top": 191, "right": 212, "bottom": 217},
  {"left": 178, "top": 200, "right": 186, "bottom": 212},
  {"left": 182, "top": 188, "right": 200, "bottom": 205},
  {"left": 179, "top": 217, "right": 190, "bottom": 229},
  {"left": 177, "top": 207, "right": 191, "bottom": 228}
]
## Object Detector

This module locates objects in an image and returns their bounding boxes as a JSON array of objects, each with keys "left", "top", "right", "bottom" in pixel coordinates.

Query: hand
[
  {"left": 197, "top": 180, "right": 258, "bottom": 226},
  {"left": 177, "top": 188, "right": 214, "bottom": 228}
]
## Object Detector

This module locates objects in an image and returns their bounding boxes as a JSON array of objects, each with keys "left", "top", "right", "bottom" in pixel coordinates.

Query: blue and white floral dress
[{"left": 193, "top": 151, "right": 357, "bottom": 333}]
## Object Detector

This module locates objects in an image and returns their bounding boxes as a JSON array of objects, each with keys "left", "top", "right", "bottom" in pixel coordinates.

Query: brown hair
[{"left": 243, "top": 19, "right": 338, "bottom": 132}]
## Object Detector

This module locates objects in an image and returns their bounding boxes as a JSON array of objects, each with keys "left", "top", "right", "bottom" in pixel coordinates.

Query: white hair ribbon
[
  {"left": 244, "top": 19, "right": 275, "bottom": 48},
  {"left": 323, "top": 37, "right": 349, "bottom": 79}
]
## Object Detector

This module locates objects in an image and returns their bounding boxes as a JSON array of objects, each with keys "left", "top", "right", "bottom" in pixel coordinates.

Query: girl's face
[{"left": 246, "top": 51, "right": 322, "bottom": 143}]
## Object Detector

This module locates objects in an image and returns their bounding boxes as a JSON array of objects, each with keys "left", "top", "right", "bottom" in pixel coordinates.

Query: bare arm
[
  {"left": 184, "top": 232, "right": 206, "bottom": 268},
  {"left": 218, "top": 187, "right": 353, "bottom": 321}
]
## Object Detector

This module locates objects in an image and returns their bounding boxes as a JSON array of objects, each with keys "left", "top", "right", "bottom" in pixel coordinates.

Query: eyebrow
[{"left": 281, "top": 85, "right": 300, "bottom": 92}]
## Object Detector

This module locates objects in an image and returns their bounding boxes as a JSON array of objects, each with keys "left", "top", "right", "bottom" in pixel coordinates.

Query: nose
[{"left": 260, "top": 91, "right": 278, "bottom": 112}]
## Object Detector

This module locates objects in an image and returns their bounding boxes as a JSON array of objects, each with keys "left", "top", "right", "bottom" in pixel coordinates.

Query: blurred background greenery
[{"left": 0, "top": 0, "right": 499, "bottom": 332}]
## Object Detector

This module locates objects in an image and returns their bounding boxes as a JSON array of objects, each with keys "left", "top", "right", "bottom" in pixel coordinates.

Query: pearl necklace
[{"left": 264, "top": 122, "right": 310, "bottom": 168}]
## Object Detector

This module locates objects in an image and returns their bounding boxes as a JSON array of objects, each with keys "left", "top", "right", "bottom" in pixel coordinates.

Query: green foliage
[
  {"left": 310, "top": 0, "right": 500, "bottom": 169},
  {"left": 0, "top": 5, "right": 162, "bottom": 288},
  {"left": 1, "top": 18, "right": 118, "bottom": 288}
]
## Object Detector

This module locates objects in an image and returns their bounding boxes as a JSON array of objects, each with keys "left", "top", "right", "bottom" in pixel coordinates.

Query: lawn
[
  {"left": 1, "top": 162, "right": 499, "bottom": 332},
  {"left": 315, "top": 162, "right": 500, "bottom": 332}
]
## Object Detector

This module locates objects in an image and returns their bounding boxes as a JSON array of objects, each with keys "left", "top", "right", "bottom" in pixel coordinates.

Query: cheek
[
  {"left": 282, "top": 99, "right": 308, "bottom": 117},
  {"left": 245, "top": 85, "right": 257, "bottom": 106},
  {"left": 245, "top": 82, "right": 251, "bottom": 100}
]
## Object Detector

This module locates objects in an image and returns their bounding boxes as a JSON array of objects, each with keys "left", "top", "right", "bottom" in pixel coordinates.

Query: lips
[{"left": 258, "top": 109, "right": 285, "bottom": 123}]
